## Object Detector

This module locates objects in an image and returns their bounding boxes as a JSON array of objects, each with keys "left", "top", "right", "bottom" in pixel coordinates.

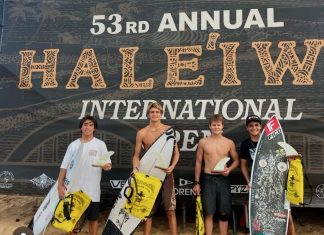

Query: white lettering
[
  {"left": 286, "top": 99, "right": 302, "bottom": 120},
  {"left": 81, "top": 98, "right": 301, "bottom": 121},
  {"left": 177, "top": 100, "right": 195, "bottom": 120},
  {"left": 180, "top": 130, "right": 199, "bottom": 151},
  {"left": 179, "top": 12, "right": 198, "bottom": 31},
  {"left": 124, "top": 100, "right": 141, "bottom": 119},
  {"left": 267, "top": 8, "right": 284, "bottom": 28},
  {"left": 223, "top": 10, "right": 243, "bottom": 29},
  {"left": 109, "top": 100, "right": 126, "bottom": 119},
  {"left": 158, "top": 13, "right": 177, "bottom": 32},
  {"left": 244, "top": 9, "right": 265, "bottom": 28},
  {"left": 201, "top": 11, "right": 220, "bottom": 30}
]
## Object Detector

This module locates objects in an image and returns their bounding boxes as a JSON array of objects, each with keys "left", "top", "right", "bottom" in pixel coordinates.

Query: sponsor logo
[
  {"left": 179, "top": 178, "right": 193, "bottom": 187},
  {"left": 176, "top": 178, "right": 194, "bottom": 196},
  {"left": 116, "top": 208, "right": 129, "bottom": 227},
  {"left": 277, "top": 162, "right": 288, "bottom": 172},
  {"left": 42, "top": 198, "right": 51, "bottom": 212},
  {"left": 0, "top": 171, "right": 14, "bottom": 189},
  {"left": 69, "top": 159, "right": 74, "bottom": 170},
  {"left": 259, "top": 159, "right": 267, "bottom": 168},
  {"left": 264, "top": 116, "right": 281, "bottom": 140},
  {"left": 252, "top": 219, "right": 261, "bottom": 231},
  {"left": 89, "top": 149, "right": 97, "bottom": 156},
  {"left": 30, "top": 173, "right": 56, "bottom": 189},
  {"left": 315, "top": 184, "right": 324, "bottom": 198},
  {"left": 110, "top": 180, "right": 126, "bottom": 189},
  {"left": 274, "top": 212, "right": 287, "bottom": 218},
  {"left": 231, "top": 185, "right": 248, "bottom": 194},
  {"left": 175, "top": 187, "right": 193, "bottom": 196}
]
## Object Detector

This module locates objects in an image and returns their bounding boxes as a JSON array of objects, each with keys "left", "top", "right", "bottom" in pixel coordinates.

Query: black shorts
[
  {"left": 85, "top": 202, "right": 100, "bottom": 221},
  {"left": 201, "top": 173, "right": 232, "bottom": 216}
]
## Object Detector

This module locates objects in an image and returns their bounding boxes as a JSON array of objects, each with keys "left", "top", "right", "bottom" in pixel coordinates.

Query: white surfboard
[
  {"left": 31, "top": 142, "right": 85, "bottom": 235},
  {"left": 103, "top": 127, "right": 176, "bottom": 235}
]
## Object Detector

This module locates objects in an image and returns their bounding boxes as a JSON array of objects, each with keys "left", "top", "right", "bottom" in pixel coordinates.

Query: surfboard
[
  {"left": 28, "top": 142, "right": 85, "bottom": 235},
  {"left": 102, "top": 127, "right": 176, "bottom": 235},
  {"left": 278, "top": 142, "right": 304, "bottom": 205},
  {"left": 249, "top": 116, "right": 289, "bottom": 235},
  {"left": 27, "top": 144, "right": 114, "bottom": 235},
  {"left": 196, "top": 195, "right": 205, "bottom": 235}
]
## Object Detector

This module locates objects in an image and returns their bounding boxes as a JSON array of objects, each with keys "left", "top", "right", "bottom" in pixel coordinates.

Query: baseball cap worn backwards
[{"left": 246, "top": 115, "right": 261, "bottom": 126}]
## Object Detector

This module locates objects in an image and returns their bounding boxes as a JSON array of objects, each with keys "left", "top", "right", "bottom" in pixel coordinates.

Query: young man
[
  {"left": 239, "top": 114, "right": 262, "bottom": 233},
  {"left": 58, "top": 115, "right": 112, "bottom": 235},
  {"left": 239, "top": 114, "right": 296, "bottom": 235},
  {"left": 193, "top": 114, "right": 239, "bottom": 235},
  {"left": 240, "top": 115, "right": 262, "bottom": 191},
  {"left": 132, "top": 102, "right": 180, "bottom": 235}
]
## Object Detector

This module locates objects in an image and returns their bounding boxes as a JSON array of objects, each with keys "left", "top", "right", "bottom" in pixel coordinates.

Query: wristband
[{"left": 194, "top": 181, "right": 200, "bottom": 185}]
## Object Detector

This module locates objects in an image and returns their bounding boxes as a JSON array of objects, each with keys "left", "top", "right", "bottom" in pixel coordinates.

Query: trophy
[
  {"left": 211, "top": 157, "right": 230, "bottom": 173},
  {"left": 92, "top": 151, "right": 114, "bottom": 167}
]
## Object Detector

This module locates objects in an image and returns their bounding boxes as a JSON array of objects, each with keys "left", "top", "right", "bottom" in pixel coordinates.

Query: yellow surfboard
[
  {"left": 52, "top": 190, "right": 91, "bottom": 233},
  {"left": 196, "top": 195, "right": 205, "bottom": 235},
  {"left": 278, "top": 141, "right": 304, "bottom": 205},
  {"left": 124, "top": 172, "right": 162, "bottom": 219}
]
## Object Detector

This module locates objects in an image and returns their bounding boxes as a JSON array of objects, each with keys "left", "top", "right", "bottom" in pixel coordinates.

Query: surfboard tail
[{"left": 102, "top": 220, "right": 124, "bottom": 235}]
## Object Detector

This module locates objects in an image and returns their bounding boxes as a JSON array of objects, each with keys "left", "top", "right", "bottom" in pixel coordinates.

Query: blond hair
[
  {"left": 208, "top": 114, "right": 224, "bottom": 125},
  {"left": 147, "top": 102, "right": 164, "bottom": 115}
]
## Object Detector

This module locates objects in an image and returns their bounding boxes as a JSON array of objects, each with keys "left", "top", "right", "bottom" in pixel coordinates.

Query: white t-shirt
[{"left": 60, "top": 137, "right": 110, "bottom": 202}]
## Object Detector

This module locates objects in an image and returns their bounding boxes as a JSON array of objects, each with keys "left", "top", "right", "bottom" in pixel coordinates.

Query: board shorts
[
  {"left": 161, "top": 173, "right": 176, "bottom": 211},
  {"left": 85, "top": 201, "right": 100, "bottom": 221},
  {"left": 202, "top": 173, "right": 232, "bottom": 217}
]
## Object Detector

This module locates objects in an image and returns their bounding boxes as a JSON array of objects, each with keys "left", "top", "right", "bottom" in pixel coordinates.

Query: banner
[{"left": 0, "top": 0, "right": 323, "bottom": 206}]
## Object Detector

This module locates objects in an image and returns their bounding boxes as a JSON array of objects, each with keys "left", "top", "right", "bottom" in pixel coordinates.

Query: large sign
[{"left": 0, "top": 0, "right": 323, "bottom": 206}]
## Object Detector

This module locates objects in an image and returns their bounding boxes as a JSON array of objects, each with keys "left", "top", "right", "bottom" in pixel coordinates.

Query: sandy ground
[{"left": 2, "top": 194, "right": 324, "bottom": 235}]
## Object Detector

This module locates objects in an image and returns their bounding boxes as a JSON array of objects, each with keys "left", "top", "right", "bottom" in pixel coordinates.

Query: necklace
[{"left": 250, "top": 139, "right": 258, "bottom": 149}]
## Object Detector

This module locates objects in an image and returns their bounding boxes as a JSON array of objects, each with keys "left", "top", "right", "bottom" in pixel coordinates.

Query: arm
[
  {"left": 102, "top": 163, "right": 112, "bottom": 171},
  {"left": 101, "top": 142, "right": 112, "bottom": 171},
  {"left": 132, "top": 130, "right": 143, "bottom": 172},
  {"left": 57, "top": 143, "right": 73, "bottom": 199},
  {"left": 223, "top": 140, "right": 239, "bottom": 176},
  {"left": 57, "top": 168, "right": 67, "bottom": 199},
  {"left": 240, "top": 159, "right": 251, "bottom": 188},
  {"left": 193, "top": 140, "right": 204, "bottom": 195},
  {"left": 164, "top": 143, "right": 180, "bottom": 174}
]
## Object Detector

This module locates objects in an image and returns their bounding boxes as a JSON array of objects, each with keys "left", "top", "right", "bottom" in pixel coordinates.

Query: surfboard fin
[
  {"left": 211, "top": 157, "right": 230, "bottom": 173},
  {"left": 277, "top": 142, "right": 302, "bottom": 158},
  {"left": 92, "top": 151, "right": 114, "bottom": 167}
]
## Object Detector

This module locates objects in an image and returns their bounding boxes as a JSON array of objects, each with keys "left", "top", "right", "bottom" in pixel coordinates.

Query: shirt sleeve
[{"left": 60, "top": 143, "right": 74, "bottom": 169}]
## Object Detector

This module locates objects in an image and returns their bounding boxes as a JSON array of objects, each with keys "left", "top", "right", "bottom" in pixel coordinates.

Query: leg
[
  {"left": 244, "top": 204, "right": 249, "bottom": 233},
  {"left": 161, "top": 173, "right": 177, "bottom": 235},
  {"left": 166, "top": 210, "right": 178, "bottom": 235},
  {"left": 144, "top": 218, "right": 152, "bottom": 235},
  {"left": 287, "top": 211, "right": 296, "bottom": 235},
  {"left": 88, "top": 220, "right": 98, "bottom": 235},
  {"left": 219, "top": 218, "right": 229, "bottom": 235},
  {"left": 85, "top": 202, "right": 100, "bottom": 235},
  {"left": 205, "top": 214, "right": 214, "bottom": 235}
]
